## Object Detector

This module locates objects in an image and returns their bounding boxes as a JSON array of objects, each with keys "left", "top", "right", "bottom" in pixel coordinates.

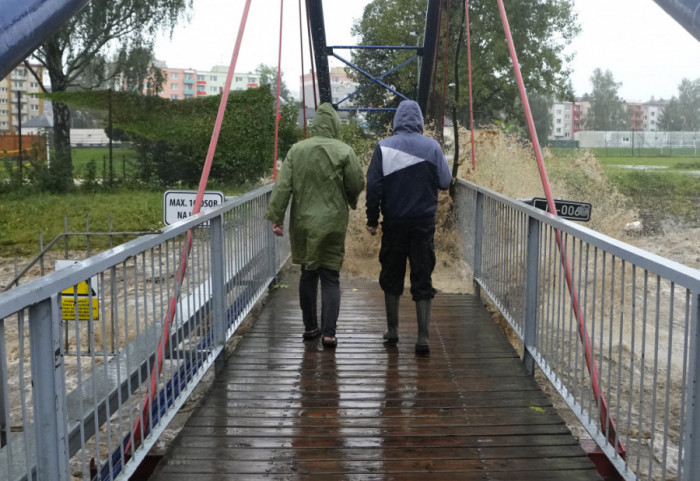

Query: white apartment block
[
  {"left": 642, "top": 102, "right": 665, "bottom": 131},
  {"left": 300, "top": 66, "right": 357, "bottom": 109},
  {"left": 0, "top": 64, "right": 45, "bottom": 133}
]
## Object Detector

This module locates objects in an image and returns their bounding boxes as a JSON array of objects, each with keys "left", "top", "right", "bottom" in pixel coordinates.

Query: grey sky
[{"left": 154, "top": 0, "right": 700, "bottom": 102}]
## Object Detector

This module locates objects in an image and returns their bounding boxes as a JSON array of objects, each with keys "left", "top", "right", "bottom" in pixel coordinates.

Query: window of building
[
  {"left": 565, "top": 114, "right": 570, "bottom": 119},
  {"left": 185, "top": 74, "right": 193, "bottom": 81},
  {"left": 30, "top": 82, "right": 39, "bottom": 89},
  {"left": 0, "top": 121, "right": 6, "bottom": 127},
  {"left": 197, "top": 75, "right": 205, "bottom": 81},
  {"left": 184, "top": 94, "right": 193, "bottom": 99},
  {"left": 210, "top": 75, "right": 218, "bottom": 81},
  {"left": 556, "top": 109, "right": 562, "bottom": 115},
  {"left": 235, "top": 76, "right": 243, "bottom": 82},
  {"left": 0, "top": 87, "right": 5, "bottom": 92},
  {"left": 248, "top": 77, "right": 257, "bottom": 83},
  {"left": 622, "top": 136, "right": 630, "bottom": 142},
  {"left": 170, "top": 72, "right": 179, "bottom": 79},
  {"left": 556, "top": 119, "right": 561, "bottom": 124},
  {"left": 171, "top": 84, "right": 178, "bottom": 90},
  {"left": 565, "top": 133, "right": 570, "bottom": 138},
  {"left": 197, "top": 85, "right": 205, "bottom": 92},
  {"left": 0, "top": 110, "right": 6, "bottom": 115},
  {"left": 651, "top": 111, "right": 655, "bottom": 117},
  {"left": 210, "top": 86, "right": 218, "bottom": 93},
  {"left": 556, "top": 127, "right": 561, "bottom": 133},
  {"left": 171, "top": 94, "right": 179, "bottom": 99},
  {"left": 13, "top": 81, "right": 23, "bottom": 88},
  {"left": 0, "top": 99, "right": 5, "bottom": 104},
  {"left": 31, "top": 105, "right": 39, "bottom": 111},
  {"left": 651, "top": 120, "right": 656, "bottom": 125}
]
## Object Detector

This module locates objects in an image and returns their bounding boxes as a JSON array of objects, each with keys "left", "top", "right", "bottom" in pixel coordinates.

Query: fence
[
  {"left": 454, "top": 179, "right": 700, "bottom": 481},
  {"left": 575, "top": 130, "right": 700, "bottom": 157},
  {"left": 0, "top": 184, "right": 289, "bottom": 480}
]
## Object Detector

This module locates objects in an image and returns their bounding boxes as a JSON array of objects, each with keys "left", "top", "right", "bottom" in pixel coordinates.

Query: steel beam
[
  {"left": 652, "top": 0, "right": 700, "bottom": 43},
  {"left": 0, "top": 0, "right": 92, "bottom": 79},
  {"left": 307, "top": 0, "right": 332, "bottom": 106},
  {"left": 417, "top": 0, "right": 442, "bottom": 115}
]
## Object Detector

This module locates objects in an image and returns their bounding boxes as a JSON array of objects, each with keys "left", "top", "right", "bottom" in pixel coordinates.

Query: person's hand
[
  {"left": 272, "top": 223, "right": 284, "bottom": 237},
  {"left": 365, "top": 225, "right": 377, "bottom": 236}
]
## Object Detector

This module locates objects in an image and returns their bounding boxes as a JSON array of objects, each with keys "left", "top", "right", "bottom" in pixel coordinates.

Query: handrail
[
  {"left": 0, "top": 184, "right": 290, "bottom": 480},
  {"left": 3, "top": 231, "right": 162, "bottom": 292},
  {"left": 454, "top": 178, "right": 700, "bottom": 481}
]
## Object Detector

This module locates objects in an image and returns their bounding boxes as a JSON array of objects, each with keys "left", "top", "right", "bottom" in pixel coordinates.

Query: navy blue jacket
[{"left": 365, "top": 100, "right": 452, "bottom": 228}]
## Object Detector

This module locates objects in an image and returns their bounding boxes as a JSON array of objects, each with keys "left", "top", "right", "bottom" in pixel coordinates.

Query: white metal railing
[
  {"left": 0, "top": 184, "right": 289, "bottom": 481},
  {"left": 454, "top": 179, "right": 700, "bottom": 481}
]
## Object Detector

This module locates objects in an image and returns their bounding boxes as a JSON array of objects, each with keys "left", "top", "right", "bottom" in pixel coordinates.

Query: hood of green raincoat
[{"left": 311, "top": 103, "right": 340, "bottom": 139}]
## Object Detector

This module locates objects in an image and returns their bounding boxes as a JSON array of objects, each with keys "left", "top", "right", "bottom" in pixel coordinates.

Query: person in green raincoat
[{"left": 265, "top": 103, "right": 365, "bottom": 348}]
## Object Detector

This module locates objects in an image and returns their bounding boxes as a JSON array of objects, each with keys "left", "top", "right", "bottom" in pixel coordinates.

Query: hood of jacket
[
  {"left": 392, "top": 100, "right": 424, "bottom": 135},
  {"left": 311, "top": 102, "right": 341, "bottom": 139}
]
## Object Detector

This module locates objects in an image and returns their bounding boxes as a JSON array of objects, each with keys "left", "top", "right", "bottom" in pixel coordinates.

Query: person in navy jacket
[{"left": 365, "top": 99, "right": 452, "bottom": 354}]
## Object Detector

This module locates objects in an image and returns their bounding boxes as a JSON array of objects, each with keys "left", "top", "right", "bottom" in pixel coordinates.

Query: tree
[
  {"left": 523, "top": 94, "right": 554, "bottom": 143},
  {"left": 584, "top": 68, "right": 627, "bottom": 131},
  {"left": 350, "top": 0, "right": 579, "bottom": 132},
  {"left": 255, "top": 64, "right": 295, "bottom": 104},
  {"left": 51, "top": 86, "right": 301, "bottom": 186},
  {"left": 658, "top": 78, "right": 700, "bottom": 131},
  {"left": 26, "top": 0, "right": 192, "bottom": 192}
]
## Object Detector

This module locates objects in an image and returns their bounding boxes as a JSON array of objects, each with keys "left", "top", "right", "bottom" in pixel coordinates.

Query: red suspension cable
[
  {"left": 298, "top": 0, "right": 307, "bottom": 137},
  {"left": 124, "top": 0, "right": 254, "bottom": 455},
  {"left": 273, "top": 0, "right": 285, "bottom": 181},
  {"left": 464, "top": 0, "right": 476, "bottom": 170},
  {"left": 495, "top": 0, "right": 624, "bottom": 455},
  {"left": 440, "top": 0, "right": 451, "bottom": 148},
  {"left": 305, "top": 0, "right": 318, "bottom": 110}
]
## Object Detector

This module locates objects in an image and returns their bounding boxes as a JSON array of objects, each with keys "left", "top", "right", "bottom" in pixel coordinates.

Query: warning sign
[{"left": 61, "top": 281, "right": 99, "bottom": 320}]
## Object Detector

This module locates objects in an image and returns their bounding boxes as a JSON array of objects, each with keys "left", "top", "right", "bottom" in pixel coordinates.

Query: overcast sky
[{"left": 154, "top": 0, "right": 700, "bottom": 102}]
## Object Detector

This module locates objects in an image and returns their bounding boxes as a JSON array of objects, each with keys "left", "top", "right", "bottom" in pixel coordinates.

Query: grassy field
[
  {"left": 0, "top": 185, "right": 255, "bottom": 257},
  {"left": 71, "top": 147, "right": 140, "bottom": 180},
  {"left": 576, "top": 150, "right": 700, "bottom": 223}
]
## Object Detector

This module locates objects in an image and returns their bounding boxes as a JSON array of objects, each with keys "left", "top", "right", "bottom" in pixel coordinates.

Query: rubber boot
[
  {"left": 415, "top": 299, "right": 431, "bottom": 354},
  {"left": 383, "top": 293, "right": 400, "bottom": 344}
]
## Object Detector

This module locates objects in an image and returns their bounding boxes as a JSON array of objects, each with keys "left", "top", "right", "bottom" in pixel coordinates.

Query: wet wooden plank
[{"left": 150, "top": 270, "right": 602, "bottom": 480}]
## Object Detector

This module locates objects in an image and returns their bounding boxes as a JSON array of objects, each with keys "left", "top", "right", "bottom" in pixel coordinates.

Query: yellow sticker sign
[{"left": 61, "top": 281, "right": 99, "bottom": 320}]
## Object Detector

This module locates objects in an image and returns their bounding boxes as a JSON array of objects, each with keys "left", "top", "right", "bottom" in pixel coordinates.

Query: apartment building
[
  {"left": 550, "top": 100, "right": 577, "bottom": 140},
  {"left": 148, "top": 63, "right": 261, "bottom": 100},
  {"left": 0, "top": 64, "right": 45, "bottom": 133},
  {"left": 626, "top": 102, "right": 644, "bottom": 131},
  {"left": 642, "top": 100, "right": 666, "bottom": 131},
  {"left": 300, "top": 66, "right": 357, "bottom": 109}
]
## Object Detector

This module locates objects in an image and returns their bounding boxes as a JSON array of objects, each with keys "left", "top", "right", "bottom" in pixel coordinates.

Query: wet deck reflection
[{"left": 150, "top": 271, "right": 601, "bottom": 480}]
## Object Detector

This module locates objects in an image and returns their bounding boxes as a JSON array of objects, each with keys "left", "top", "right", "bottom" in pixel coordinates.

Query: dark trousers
[
  {"left": 299, "top": 266, "right": 340, "bottom": 338},
  {"left": 379, "top": 221, "right": 437, "bottom": 301}
]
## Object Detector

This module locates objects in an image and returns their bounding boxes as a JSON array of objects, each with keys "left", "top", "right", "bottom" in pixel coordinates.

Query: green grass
[
  {"left": 0, "top": 184, "right": 256, "bottom": 257},
  {"left": 595, "top": 156, "right": 700, "bottom": 169},
  {"left": 71, "top": 147, "right": 140, "bottom": 179}
]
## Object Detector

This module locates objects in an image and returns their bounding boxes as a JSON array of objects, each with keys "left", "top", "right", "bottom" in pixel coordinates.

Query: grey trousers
[{"left": 299, "top": 266, "right": 340, "bottom": 338}]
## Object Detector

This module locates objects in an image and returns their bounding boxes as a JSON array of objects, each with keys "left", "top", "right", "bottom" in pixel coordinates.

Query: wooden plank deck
[{"left": 150, "top": 268, "right": 602, "bottom": 481}]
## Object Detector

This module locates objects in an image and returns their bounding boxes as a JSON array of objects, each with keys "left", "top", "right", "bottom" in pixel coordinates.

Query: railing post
[
  {"left": 0, "top": 319, "right": 6, "bottom": 448},
  {"left": 523, "top": 215, "right": 540, "bottom": 375},
  {"left": 472, "top": 190, "right": 484, "bottom": 297},
  {"left": 682, "top": 292, "right": 700, "bottom": 481},
  {"left": 29, "top": 297, "right": 70, "bottom": 480},
  {"left": 210, "top": 215, "right": 228, "bottom": 373}
]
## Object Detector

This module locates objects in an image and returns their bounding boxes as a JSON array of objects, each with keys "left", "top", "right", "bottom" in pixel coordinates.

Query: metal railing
[
  {"left": 0, "top": 184, "right": 289, "bottom": 481},
  {"left": 454, "top": 178, "right": 700, "bottom": 481}
]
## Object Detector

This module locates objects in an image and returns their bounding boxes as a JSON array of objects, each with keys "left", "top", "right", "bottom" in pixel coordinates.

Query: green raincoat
[{"left": 265, "top": 103, "right": 365, "bottom": 271}]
